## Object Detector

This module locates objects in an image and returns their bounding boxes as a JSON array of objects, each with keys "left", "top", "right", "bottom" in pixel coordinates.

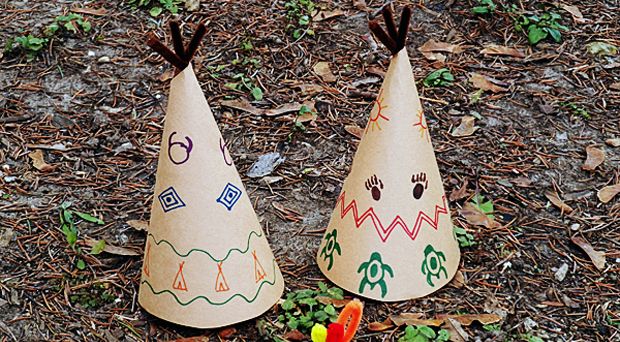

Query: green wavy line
[
  {"left": 148, "top": 230, "right": 263, "bottom": 261},
  {"left": 141, "top": 259, "right": 278, "bottom": 306}
]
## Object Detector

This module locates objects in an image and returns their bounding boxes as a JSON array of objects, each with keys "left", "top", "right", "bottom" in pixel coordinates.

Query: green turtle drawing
[
  {"left": 357, "top": 252, "right": 394, "bottom": 298},
  {"left": 320, "top": 229, "right": 342, "bottom": 270},
  {"left": 421, "top": 244, "right": 448, "bottom": 287}
]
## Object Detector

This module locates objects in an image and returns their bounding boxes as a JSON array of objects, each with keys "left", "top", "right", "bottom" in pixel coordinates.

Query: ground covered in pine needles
[{"left": 0, "top": 0, "right": 619, "bottom": 341}]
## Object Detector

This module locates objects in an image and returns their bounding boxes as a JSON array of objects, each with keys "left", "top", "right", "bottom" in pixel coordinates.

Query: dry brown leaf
[
  {"left": 316, "top": 296, "right": 350, "bottom": 308},
  {"left": 545, "top": 190, "right": 573, "bottom": 214},
  {"left": 345, "top": 125, "right": 364, "bottom": 139},
  {"left": 71, "top": 7, "right": 107, "bottom": 16},
  {"left": 451, "top": 116, "right": 479, "bottom": 137},
  {"left": 296, "top": 83, "right": 324, "bottom": 96},
  {"left": 159, "top": 69, "right": 175, "bottom": 82},
  {"left": 512, "top": 176, "right": 533, "bottom": 187},
  {"left": 28, "top": 150, "right": 55, "bottom": 172},
  {"left": 264, "top": 102, "right": 305, "bottom": 117},
  {"left": 220, "top": 100, "right": 309, "bottom": 117},
  {"left": 469, "top": 73, "right": 508, "bottom": 93},
  {"left": 582, "top": 145, "right": 605, "bottom": 171},
  {"left": 450, "top": 270, "right": 466, "bottom": 288},
  {"left": 220, "top": 99, "right": 261, "bottom": 114},
  {"left": 610, "top": 83, "right": 620, "bottom": 91},
  {"left": 85, "top": 239, "right": 141, "bottom": 256},
  {"left": 167, "top": 337, "right": 210, "bottom": 342},
  {"left": 127, "top": 220, "right": 148, "bottom": 231},
  {"left": 389, "top": 313, "right": 424, "bottom": 326},
  {"left": 419, "top": 39, "right": 464, "bottom": 54},
  {"left": 449, "top": 179, "right": 470, "bottom": 201},
  {"left": 313, "top": 61, "right": 337, "bottom": 83},
  {"left": 605, "top": 138, "right": 620, "bottom": 147},
  {"left": 367, "top": 320, "right": 394, "bottom": 332},
  {"left": 441, "top": 318, "right": 466, "bottom": 342},
  {"left": 421, "top": 52, "right": 447, "bottom": 62},
  {"left": 571, "top": 236, "right": 606, "bottom": 271},
  {"left": 313, "top": 9, "right": 345, "bottom": 21},
  {"left": 282, "top": 330, "right": 306, "bottom": 341},
  {"left": 597, "top": 184, "right": 620, "bottom": 203},
  {"left": 561, "top": 4, "right": 586, "bottom": 24},
  {"left": 437, "top": 313, "right": 502, "bottom": 326},
  {"left": 460, "top": 202, "right": 499, "bottom": 228},
  {"left": 480, "top": 44, "right": 525, "bottom": 58}
]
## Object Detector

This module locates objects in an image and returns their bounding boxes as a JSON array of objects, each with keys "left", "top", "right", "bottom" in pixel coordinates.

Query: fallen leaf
[
  {"left": 159, "top": 69, "right": 175, "bottom": 82},
  {"left": 313, "top": 9, "right": 344, "bottom": 21},
  {"left": 582, "top": 145, "right": 605, "bottom": 171},
  {"left": 168, "top": 337, "right": 210, "bottom": 342},
  {"left": 451, "top": 116, "right": 479, "bottom": 137},
  {"left": 562, "top": 294, "right": 580, "bottom": 308},
  {"left": 264, "top": 102, "right": 306, "bottom": 117},
  {"left": 450, "top": 270, "right": 466, "bottom": 288},
  {"left": 85, "top": 239, "right": 141, "bottom": 256},
  {"left": 561, "top": 4, "right": 586, "bottom": 24},
  {"left": 444, "top": 318, "right": 469, "bottom": 341},
  {"left": 28, "top": 150, "right": 55, "bottom": 172},
  {"left": 295, "top": 83, "right": 323, "bottom": 96},
  {"left": 220, "top": 98, "right": 261, "bottom": 114},
  {"left": 127, "top": 220, "right": 148, "bottom": 231},
  {"left": 586, "top": 42, "right": 618, "bottom": 57},
  {"left": 345, "top": 125, "right": 364, "bottom": 139},
  {"left": 367, "top": 320, "right": 393, "bottom": 332},
  {"left": 597, "top": 184, "right": 620, "bottom": 203},
  {"left": 313, "top": 62, "right": 337, "bottom": 83},
  {"left": 421, "top": 51, "right": 447, "bottom": 62},
  {"left": 184, "top": 0, "right": 200, "bottom": 11},
  {"left": 388, "top": 313, "right": 424, "bottom": 326},
  {"left": 480, "top": 44, "right": 525, "bottom": 58},
  {"left": 0, "top": 228, "right": 14, "bottom": 248},
  {"left": 605, "top": 138, "right": 620, "bottom": 147},
  {"left": 449, "top": 179, "right": 470, "bottom": 201},
  {"left": 512, "top": 176, "right": 533, "bottom": 187},
  {"left": 437, "top": 313, "right": 502, "bottom": 326},
  {"left": 419, "top": 39, "right": 464, "bottom": 54},
  {"left": 316, "top": 296, "right": 350, "bottom": 308},
  {"left": 353, "top": 0, "right": 367, "bottom": 10},
  {"left": 469, "top": 73, "right": 508, "bottom": 92},
  {"left": 460, "top": 202, "right": 499, "bottom": 228},
  {"left": 610, "top": 83, "right": 620, "bottom": 91},
  {"left": 71, "top": 7, "right": 107, "bottom": 16},
  {"left": 218, "top": 327, "right": 236, "bottom": 339},
  {"left": 220, "top": 99, "right": 309, "bottom": 117},
  {"left": 545, "top": 190, "right": 573, "bottom": 214},
  {"left": 571, "top": 236, "right": 606, "bottom": 271}
]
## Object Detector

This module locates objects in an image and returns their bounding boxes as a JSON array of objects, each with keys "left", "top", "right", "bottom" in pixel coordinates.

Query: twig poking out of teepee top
[
  {"left": 369, "top": 6, "right": 411, "bottom": 55},
  {"left": 146, "top": 20, "right": 207, "bottom": 71}
]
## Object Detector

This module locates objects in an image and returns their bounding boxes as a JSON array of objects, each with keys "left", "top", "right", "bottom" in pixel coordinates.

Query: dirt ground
[{"left": 1, "top": 0, "right": 619, "bottom": 341}]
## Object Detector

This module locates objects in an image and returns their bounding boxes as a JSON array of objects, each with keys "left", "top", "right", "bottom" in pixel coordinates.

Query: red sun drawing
[
  {"left": 413, "top": 108, "right": 430, "bottom": 142},
  {"left": 365, "top": 89, "right": 390, "bottom": 134}
]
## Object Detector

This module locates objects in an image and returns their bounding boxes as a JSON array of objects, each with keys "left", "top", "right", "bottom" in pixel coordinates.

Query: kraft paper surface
[
  {"left": 316, "top": 49, "right": 460, "bottom": 301},
  {"left": 138, "top": 65, "right": 284, "bottom": 328}
]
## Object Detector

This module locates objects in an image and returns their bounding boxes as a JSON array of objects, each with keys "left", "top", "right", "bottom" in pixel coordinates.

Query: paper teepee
[
  {"left": 316, "top": 7, "right": 460, "bottom": 301},
  {"left": 138, "top": 22, "right": 284, "bottom": 328}
]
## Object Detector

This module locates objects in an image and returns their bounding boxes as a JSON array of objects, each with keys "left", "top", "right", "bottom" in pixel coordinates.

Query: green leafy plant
[
  {"left": 285, "top": 0, "right": 316, "bottom": 39},
  {"left": 6, "top": 35, "right": 49, "bottom": 61},
  {"left": 423, "top": 68, "right": 454, "bottom": 87},
  {"left": 454, "top": 226, "right": 476, "bottom": 247},
  {"left": 560, "top": 102, "right": 590, "bottom": 119},
  {"left": 45, "top": 13, "right": 92, "bottom": 36},
  {"left": 472, "top": 0, "right": 496, "bottom": 14},
  {"left": 278, "top": 282, "right": 343, "bottom": 333},
  {"left": 225, "top": 73, "right": 264, "bottom": 101},
  {"left": 398, "top": 325, "right": 450, "bottom": 342},
  {"left": 59, "top": 202, "right": 105, "bottom": 269},
  {"left": 514, "top": 11, "right": 568, "bottom": 45},
  {"left": 483, "top": 323, "right": 501, "bottom": 331},
  {"left": 69, "top": 282, "right": 116, "bottom": 309},
  {"left": 126, "top": 0, "right": 181, "bottom": 17},
  {"left": 519, "top": 334, "right": 544, "bottom": 342},
  {"left": 471, "top": 194, "right": 495, "bottom": 218}
]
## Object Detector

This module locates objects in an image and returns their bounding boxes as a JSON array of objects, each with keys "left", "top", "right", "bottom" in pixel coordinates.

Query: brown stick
[
  {"left": 169, "top": 21, "right": 186, "bottom": 61},
  {"left": 184, "top": 22, "right": 207, "bottom": 62},
  {"left": 146, "top": 33, "right": 187, "bottom": 70},
  {"left": 369, "top": 20, "right": 398, "bottom": 54},
  {"left": 382, "top": 7, "right": 398, "bottom": 42},
  {"left": 397, "top": 6, "right": 412, "bottom": 51}
]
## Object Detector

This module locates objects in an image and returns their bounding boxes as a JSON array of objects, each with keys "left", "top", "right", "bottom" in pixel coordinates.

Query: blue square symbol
[
  {"left": 158, "top": 186, "right": 186, "bottom": 213},
  {"left": 216, "top": 183, "right": 242, "bottom": 211}
]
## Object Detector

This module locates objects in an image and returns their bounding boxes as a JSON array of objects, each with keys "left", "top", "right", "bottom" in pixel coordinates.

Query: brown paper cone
[
  {"left": 138, "top": 65, "right": 284, "bottom": 328},
  {"left": 316, "top": 49, "right": 460, "bottom": 301}
]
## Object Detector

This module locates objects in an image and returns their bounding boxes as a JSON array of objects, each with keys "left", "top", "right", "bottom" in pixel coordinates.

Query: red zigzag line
[{"left": 335, "top": 191, "right": 448, "bottom": 242}]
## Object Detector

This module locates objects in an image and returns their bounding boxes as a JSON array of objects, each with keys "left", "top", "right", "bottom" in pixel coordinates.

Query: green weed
[
  {"left": 225, "top": 73, "right": 263, "bottom": 101},
  {"left": 472, "top": 0, "right": 496, "bottom": 15},
  {"left": 398, "top": 325, "right": 450, "bottom": 342},
  {"left": 471, "top": 194, "right": 495, "bottom": 218},
  {"left": 560, "top": 102, "right": 590, "bottom": 119},
  {"left": 483, "top": 323, "right": 501, "bottom": 331},
  {"left": 45, "top": 13, "right": 92, "bottom": 36},
  {"left": 423, "top": 68, "right": 454, "bottom": 87},
  {"left": 126, "top": 0, "right": 181, "bottom": 17},
  {"left": 454, "top": 226, "right": 476, "bottom": 247},
  {"left": 58, "top": 202, "right": 105, "bottom": 269},
  {"left": 515, "top": 11, "right": 568, "bottom": 45},
  {"left": 285, "top": 0, "right": 316, "bottom": 39},
  {"left": 278, "top": 282, "right": 343, "bottom": 334},
  {"left": 5, "top": 35, "right": 48, "bottom": 61}
]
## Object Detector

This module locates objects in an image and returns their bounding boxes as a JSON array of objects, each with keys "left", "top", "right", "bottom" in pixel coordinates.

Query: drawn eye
[
  {"left": 411, "top": 172, "right": 428, "bottom": 200},
  {"left": 364, "top": 175, "right": 384, "bottom": 201}
]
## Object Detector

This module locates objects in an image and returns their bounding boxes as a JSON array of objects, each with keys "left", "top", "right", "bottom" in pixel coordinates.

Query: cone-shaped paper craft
[
  {"left": 138, "top": 23, "right": 283, "bottom": 328},
  {"left": 316, "top": 8, "right": 460, "bottom": 301}
]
